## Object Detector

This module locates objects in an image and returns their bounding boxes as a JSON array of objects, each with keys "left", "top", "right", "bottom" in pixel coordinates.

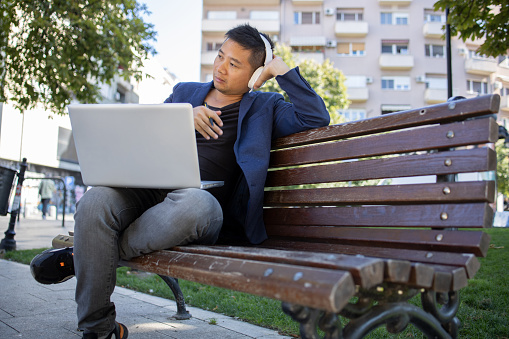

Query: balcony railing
[
  {"left": 424, "top": 88, "right": 447, "bottom": 104},
  {"left": 378, "top": 0, "right": 412, "bottom": 5},
  {"left": 204, "top": 0, "right": 280, "bottom": 5},
  {"left": 292, "top": 0, "right": 323, "bottom": 4},
  {"left": 202, "top": 19, "right": 280, "bottom": 34},
  {"left": 294, "top": 52, "right": 325, "bottom": 64},
  {"left": 201, "top": 51, "right": 218, "bottom": 66},
  {"left": 335, "top": 21, "right": 369, "bottom": 37},
  {"left": 347, "top": 87, "right": 369, "bottom": 102},
  {"left": 501, "top": 95, "right": 509, "bottom": 112},
  {"left": 379, "top": 54, "right": 414, "bottom": 70},
  {"left": 464, "top": 58, "right": 498, "bottom": 75},
  {"left": 423, "top": 22, "right": 444, "bottom": 39}
]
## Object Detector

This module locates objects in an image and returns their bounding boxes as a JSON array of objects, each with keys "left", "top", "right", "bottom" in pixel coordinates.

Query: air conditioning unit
[
  {"left": 416, "top": 76, "right": 426, "bottom": 83},
  {"left": 494, "top": 81, "right": 503, "bottom": 89},
  {"left": 366, "top": 76, "right": 374, "bottom": 84},
  {"left": 326, "top": 40, "right": 337, "bottom": 48},
  {"left": 325, "top": 8, "right": 335, "bottom": 16},
  {"left": 458, "top": 47, "right": 468, "bottom": 56}
]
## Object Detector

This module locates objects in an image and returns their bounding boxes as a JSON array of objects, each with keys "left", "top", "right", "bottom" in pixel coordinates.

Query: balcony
[
  {"left": 347, "top": 87, "right": 369, "bottom": 102},
  {"left": 203, "top": 0, "right": 280, "bottom": 4},
  {"left": 335, "top": 21, "right": 369, "bottom": 37},
  {"left": 201, "top": 51, "right": 218, "bottom": 66},
  {"left": 378, "top": 0, "right": 412, "bottom": 5},
  {"left": 423, "top": 22, "right": 444, "bottom": 39},
  {"left": 294, "top": 52, "right": 325, "bottom": 64},
  {"left": 424, "top": 88, "right": 447, "bottom": 104},
  {"left": 379, "top": 54, "right": 414, "bottom": 70},
  {"left": 202, "top": 19, "right": 280, "bottom": 34},
  {"left": 292, "top": 0, "right": 323, "bottom": 4},
  {"left": 501, "top": 96, "right": 509, "bottom": 112},
  {"left": 465, "top": 58, "right": 498, "bottom": 75}
]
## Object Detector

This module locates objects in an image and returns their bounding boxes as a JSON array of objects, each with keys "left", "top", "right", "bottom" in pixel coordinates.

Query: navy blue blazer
[{"left": 164, "top": 67, "right": 330, "bottom": 244}]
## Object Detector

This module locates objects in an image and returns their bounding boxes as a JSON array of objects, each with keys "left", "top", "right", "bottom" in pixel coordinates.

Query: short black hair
[{"left": 225, "top": 24, "right": 274, "bottom": 69}]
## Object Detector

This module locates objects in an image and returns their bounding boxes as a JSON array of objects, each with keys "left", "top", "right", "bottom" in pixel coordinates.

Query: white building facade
[{"left": 201, "top": 0, "right": 509, "bottom": 122}]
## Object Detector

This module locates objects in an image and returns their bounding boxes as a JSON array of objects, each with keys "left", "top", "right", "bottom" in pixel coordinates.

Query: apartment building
[{"left": 201, "top": 0, "right": 509, "bottom": 122}]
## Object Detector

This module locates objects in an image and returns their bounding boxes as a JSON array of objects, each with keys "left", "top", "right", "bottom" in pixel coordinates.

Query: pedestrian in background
[{"left": 39, "top": 177, "right": 55, "bottom": 220}]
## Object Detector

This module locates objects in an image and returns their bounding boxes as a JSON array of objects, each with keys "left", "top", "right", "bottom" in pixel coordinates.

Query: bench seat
[{"left": 53, "top": 94, "right": 501, "bottom": 338}]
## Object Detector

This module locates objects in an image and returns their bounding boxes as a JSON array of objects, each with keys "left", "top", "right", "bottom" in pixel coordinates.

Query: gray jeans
[{"left": 73, "top": 187, "right": 223, "bottom": 336}]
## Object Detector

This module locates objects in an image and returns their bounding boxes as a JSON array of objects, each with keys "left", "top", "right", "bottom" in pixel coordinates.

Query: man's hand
[
  {"left": 251, "top": 56, "right": 291, "bottom": 90},
  {"left": 194, "top": 105, "right": 223, "bottom": 140}
]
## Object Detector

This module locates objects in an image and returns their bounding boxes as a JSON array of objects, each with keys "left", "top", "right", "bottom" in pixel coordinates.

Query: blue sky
[{"left": 140, "top": 0, "right": 203, "bottom": 82}]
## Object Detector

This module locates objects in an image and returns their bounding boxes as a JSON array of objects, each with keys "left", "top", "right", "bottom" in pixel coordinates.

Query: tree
[
  {"left": 260, "top": 44, "right": 349, "bottom": 125},
  {"left": 496, "top": 139, "right": 509, "bottom": 198},
  {"left": 434, "top": 0, "right": 509, "bottom": 57},
  {"left": 0, "top": 0, "right": 156, "bottom": 114}
]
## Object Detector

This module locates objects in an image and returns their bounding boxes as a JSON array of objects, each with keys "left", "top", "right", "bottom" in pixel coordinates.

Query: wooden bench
[{"left": 53, "top": 94, "right": 500, "bottom": 338}]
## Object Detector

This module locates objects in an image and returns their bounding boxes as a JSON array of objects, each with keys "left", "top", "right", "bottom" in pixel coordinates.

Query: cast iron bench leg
[{"left": 158, "top": 275, "right": 192, "bottom": 320}]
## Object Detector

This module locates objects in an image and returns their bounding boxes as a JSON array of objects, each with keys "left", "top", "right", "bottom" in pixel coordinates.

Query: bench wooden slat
[
  {"left": 264, "top": 203, "right": 493, "bottom": 228},
  {"left": 119, "top": 250, "right": 355, "bottom": 313},
  {"left": 384, "top": 259, "right": 411, "bottom": 283},
  {"left": 408, "top": 263, "right": 435, "bottom": 289},
  {"left": 270, "top": 117, "right": 498, "bottom": 167},
  {"left": 272, "top": 94, "right": 500, "bottom": 149},
  {"left": 264, "top": 181, "right": 496, "bottom": 206},
  {"left": 172, "top": 245, "right": 384, "bottom": 289},
  {"left": 261, "top": 239, "right": 481, "bottom": 281},
  {"left": 266, "top": 226, "right": 489, "bottom": 257},
  {"left": 431, "top": 265, "right": 469, "bottom": 291},
  {"left": 266, "top": 147, "right": 496, "bottom": 187}
]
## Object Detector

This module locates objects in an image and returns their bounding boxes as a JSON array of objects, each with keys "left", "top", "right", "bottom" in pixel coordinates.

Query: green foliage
[
  {"left": 1, "top": 247, "right": 49, "bottom": 264},
  {"left": 496, "top": 139, "right": 509, "bottom": 196},
  {"left": 0, "top": 0, "right": 156, "bottom": 114},
  {"left": 434, "top": 0, "right": 509, "bottom": 57},
  {"left": 260, "top": 44, "right": 349, "bottom": 125}
]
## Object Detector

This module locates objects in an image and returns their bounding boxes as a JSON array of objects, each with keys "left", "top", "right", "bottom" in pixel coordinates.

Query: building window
[
  {"left": 206, "top": 42, "right": 222, "bottom": 51},
  {"left": 338, "top": 109, "right": 366, "bottom": 122},
  {"left": 467, "top": 80, "right": 489, "bottom": 95},
  {"left": 292, "top": 45, "right": 324, "bottom": 53},
  {"left": 425, "top": 44, "right": 445, "bottom": 58},
  {"left": 207, "top": 11, "right": 236, "bottom": 20},
  {"left": 294, "top": 12, "right": 320, "bottom": 25},
  {"left": 382, "top": 76, "right": 411, "bottom": 90},
  {"left": 337, "top": 8, "right": 363, "bottom": 21},
  {"left": 424, "top": 9, "right": 445, "bottom": 23},
  {"left": 426, "top": 75, "right": 447, "bottom": 89},
  {"left": 381, "top": 12, "right": 408, "bottom": 25},
  {"left": 250, "top": 11, "right": 279, "bottom": 20},
  {"left": 382, "top": 41, "right": 409, "bottom": 55},
  {"left": 337, "top": 42, "right": 365, "bottom": 56}
]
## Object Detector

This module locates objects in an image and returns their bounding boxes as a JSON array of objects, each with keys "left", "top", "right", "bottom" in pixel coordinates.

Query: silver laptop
[{"left": 67, "top": 103, "right": 223, "bottom": 190}]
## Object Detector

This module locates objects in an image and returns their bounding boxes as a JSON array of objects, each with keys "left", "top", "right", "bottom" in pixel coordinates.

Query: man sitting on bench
[{"left": 31, "top": 24, "right": 330, "bottom": 339}]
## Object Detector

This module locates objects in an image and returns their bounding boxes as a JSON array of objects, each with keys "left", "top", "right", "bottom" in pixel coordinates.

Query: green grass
[{"left": 2, "top": 228, "right": 508, "bottom": 338}]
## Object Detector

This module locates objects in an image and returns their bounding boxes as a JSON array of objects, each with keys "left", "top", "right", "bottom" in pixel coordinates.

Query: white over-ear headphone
[{"left": 247, "top": 34, "right": 273, "bottom": 90}]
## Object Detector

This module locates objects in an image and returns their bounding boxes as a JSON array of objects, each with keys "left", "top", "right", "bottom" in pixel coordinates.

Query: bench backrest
[{"left": 263, "top": 94, "right": 500, "bottom": 291}]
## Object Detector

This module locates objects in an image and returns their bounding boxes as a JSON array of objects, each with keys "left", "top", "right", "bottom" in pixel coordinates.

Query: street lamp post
[
  {"left": 446, "top": 6, "right": 453, "bottom": 99},
  {"left": 0, "top": 158, "right": 28, "bottom": 251}
]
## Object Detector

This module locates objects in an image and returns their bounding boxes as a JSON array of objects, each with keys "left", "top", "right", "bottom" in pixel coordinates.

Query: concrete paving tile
[
  {"left": 214, "top": 317, "right": 283, "bottom": 338},
  {"left": 0, "top": 308, "right": 14, "bottom": 321},
  {"left": 0, "top": 320, "right": 20, "bottom": 337},
  {"left": 125, "top": 290, "right": 177, "bottom": 307}
]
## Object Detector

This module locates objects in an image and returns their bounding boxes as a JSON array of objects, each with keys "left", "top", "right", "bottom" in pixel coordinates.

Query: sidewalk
[{"left": 0, "top": 215, "right": 290, "bottom": 338}]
